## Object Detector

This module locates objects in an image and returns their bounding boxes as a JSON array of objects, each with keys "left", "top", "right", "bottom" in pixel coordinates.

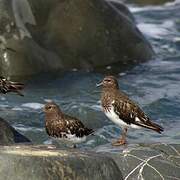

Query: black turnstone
[
  {"left": 44, "top": 102, "right": 93, "bottom": 145},
  {"left": 0, "top": 77, "right": 24, "bottom": 96},
  {"left": 97, "top": 75, "right": 164, "bottom": 146}
]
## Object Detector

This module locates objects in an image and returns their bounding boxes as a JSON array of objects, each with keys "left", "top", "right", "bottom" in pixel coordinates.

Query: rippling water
[{"left": 0, "top": 1, "right": 180, "bottom": 147}]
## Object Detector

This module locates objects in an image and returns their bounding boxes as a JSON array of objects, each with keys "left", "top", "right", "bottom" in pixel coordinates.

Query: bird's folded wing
[
  {"left": 65, "top": 116, "right": 93, "bottom": 137},
  {"left": 0, "top": 78, "right": 24, "bottom": 96},
  {"left": 112, "top": 99, "right": 150, "bottom": 126}
]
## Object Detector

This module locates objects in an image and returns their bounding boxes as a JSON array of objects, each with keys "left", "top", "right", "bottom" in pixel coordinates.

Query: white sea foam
[
  {"left": 44, "top": 139, "right": 53, "bottom": 145},
  {"left": 165, "top": 0, "right": 180, "bottom": 6},
  {"left": 129, "top": 0, "right": 180, "bottom": 13},
  {"left": 12, "top": 107, "right": 23, "bottom": 111},
  {"left": 85, "top": 139, "right": 95, "bottom": 145},
  {"left": 14, "top": 125, "right": 43, "bottom": 132},
  {"left": 0, "top": 104, "right": 9, "bottom": 108},
  {"left": 119, "top": 72, "right": 126, "bottom": 76},
  {"left": 21, "top": 102, "right": 44, "bottom": 110},
  {"left": 129, "top": 5, "right": 163, "bottom": 13},
  {"left": 173, "top": 37, "right": 180, "bottom": 42},
  {"left": 137, "top": 20, "right": 174, "bottom": 39},
  {"left": 0, "top": 97, "right": 6, "bottom": 101},
  {"left": 90, "top": 104, "right": 101, "bottom": 111}
]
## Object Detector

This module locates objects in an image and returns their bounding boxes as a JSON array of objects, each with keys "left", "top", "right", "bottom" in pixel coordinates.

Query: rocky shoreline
[
  {"left": 0, "top": 143, "right": 179, "bottom": 180},
  {"left": 0, "top": 117, "right": 179, "bottom": 180}
]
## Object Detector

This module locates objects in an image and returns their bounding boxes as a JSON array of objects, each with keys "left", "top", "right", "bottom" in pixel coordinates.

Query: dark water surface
[{"left": 0, "top": 1, "right": 180, "bottom": 147}]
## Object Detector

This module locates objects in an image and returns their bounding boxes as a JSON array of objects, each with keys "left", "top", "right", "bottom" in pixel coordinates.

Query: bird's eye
[
  {"left": 106, "top": 79, "right": 111, "bottom": 82},
  {"left": 48, "top": 106, "right": 52, "bottom": 109}
]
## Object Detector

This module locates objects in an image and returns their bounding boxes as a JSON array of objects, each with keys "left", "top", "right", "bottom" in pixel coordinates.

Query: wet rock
[
  {"left": 0, "top": 38, "right": 63, "bottom": 77},
  {"left": 95, "top": 143, "right": 180, "bottom": 179},
  {"left": 31, "top": 0, "right": 154, "bottom": 67},
  {"left": 109, "top": 1, "right": 135, "bottom": 22},
  {"left": 0, "top": 117, "right": 31, "bottom": 145},
  {"left": 0, "top": 0, "right": 154, "bottom": 78},
  {"left": 0, "top": 145, "right": 122, "bottom": 180}
]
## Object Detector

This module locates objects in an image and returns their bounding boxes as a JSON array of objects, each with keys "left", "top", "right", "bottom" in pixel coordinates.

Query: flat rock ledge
[
  {"left": 95, "top": 143, "right": 180, "bottom": 180},
  {"left": 0, "top": 143, "right": 179, "bottom": 180},
  {"left": 0, "top": 145, "right": 122, "bottom": 180}
]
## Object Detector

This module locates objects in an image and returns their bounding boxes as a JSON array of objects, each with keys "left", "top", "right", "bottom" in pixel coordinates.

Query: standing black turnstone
[
  {"left": 44, "top": 102, "right": 93, "bottom": 145},
  {"left": 97, "top": 76, "right": 164, "bottom": 146},
  {"left": 0, "top": 76, "right": 24, "bottom": 96}
]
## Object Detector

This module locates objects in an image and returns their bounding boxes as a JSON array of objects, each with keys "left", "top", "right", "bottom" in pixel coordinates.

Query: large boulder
[
  {"left": 0, "top": 145, "right": 122, "bottom": 180},
  {"left": 0, "top": 117, "right": 31, "bottom": 145},
  {"left": 109, "top": 0, "right": 135, "bottom": 22},
  {"left": 0, "top": 0, "right": 154, "bottom": 78},
  {"left": 95, "top": 143, "right": 180, "bottom": 179}
]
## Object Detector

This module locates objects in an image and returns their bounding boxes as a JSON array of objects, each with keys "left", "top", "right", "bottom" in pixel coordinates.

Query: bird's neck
[
  {"left": 45, "top": 112, "right": 64, "bottom": 123},
  {"left": 101, "top": 87, "right": 118, "bottom": 107},
  {"left": 102, "top": 87, "right": 118, "bottom": 95}
]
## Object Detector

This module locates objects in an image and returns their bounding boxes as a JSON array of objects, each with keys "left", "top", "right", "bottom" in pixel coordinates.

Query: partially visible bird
[
  {"left": 44, "top": 102, "right": 93, "bottom": 146},
  {"left": 0, "top": 76, "right": 24, "bottom": 96},
  {"left": 97, "top": 75, "right": 164, "bottom": 146}
]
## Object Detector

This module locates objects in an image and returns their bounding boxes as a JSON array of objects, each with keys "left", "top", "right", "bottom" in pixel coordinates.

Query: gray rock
[
  {"left": 0, "top": 0, "right": 154, "bottom": 78},
  {"left": 95, "top": 143, "right": 180, "bottom": 180},
  {"left": 0, "top": 145, "right": 122, "bottom": 180},
  {"left": 109, "top": 0, "right": 135, "bottom": 23},
  {"left": 0, "top": 117, "right": 31, "bottom": 145}
]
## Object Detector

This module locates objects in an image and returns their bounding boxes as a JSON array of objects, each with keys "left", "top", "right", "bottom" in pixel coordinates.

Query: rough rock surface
[
  {"left": 109, "top": 0, "right": 135, "bottom": 22},
  {"left": 0, "top": 117, "right": 31, "bottom": 145},
  {"left": 0, "top": 0, "right": 154, "bottom": 78},
  {"left": 0, "top": 145, "right": 122, "bottom": 180},
  {"left": 95, "top": 143, "right": 180, "bottom": 180}
]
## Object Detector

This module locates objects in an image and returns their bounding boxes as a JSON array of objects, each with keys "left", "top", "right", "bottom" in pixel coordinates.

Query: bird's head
[
  {"left": 96, "top": 76, "right": 119, "bottom": 89},
  {"left": 44, "top": 102, "right": 61, "bottom": 115}
]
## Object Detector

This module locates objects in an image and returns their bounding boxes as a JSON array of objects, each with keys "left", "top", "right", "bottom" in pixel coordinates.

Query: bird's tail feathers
[
  {"left": 8, "top": 81, "right": 24, "bottom": 96},
  {"left": 139, "top": 121, "right": 164, "bottom": 134},
  {"left": 85, "top": 128, "right": 94, "bottom": 136},
  {"left": 150, "top": 121, "right": 164, "bottom": 134}
]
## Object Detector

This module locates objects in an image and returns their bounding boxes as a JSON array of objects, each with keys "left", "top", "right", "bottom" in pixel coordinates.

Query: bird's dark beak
[{"left": 96, "top": 81, "right": 103, "bottom": 87}]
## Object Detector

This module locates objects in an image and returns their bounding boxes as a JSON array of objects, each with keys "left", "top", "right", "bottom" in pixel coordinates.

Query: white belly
[
  {"left": 53, "top": 134, "right": 87, "bottom": 144},
  {"left": 105, "top": 107, "right": 128, "bottom": 128},
  {"left": 65, "top": 134, "right": 87, "bottom": 144},
  {"left": 104, "top": 106, "right": 141, "bottom": 129}
]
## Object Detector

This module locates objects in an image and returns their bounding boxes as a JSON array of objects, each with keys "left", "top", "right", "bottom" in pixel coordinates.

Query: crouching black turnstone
[
  {"left": 97, "top": 76, "right": 164, "bottom": 146},
  {"left": 0, "top": 76, "right": 24, "bottom": 96},
  {"left": 44, "top": 102, "right": 93, "bottom": 146}
]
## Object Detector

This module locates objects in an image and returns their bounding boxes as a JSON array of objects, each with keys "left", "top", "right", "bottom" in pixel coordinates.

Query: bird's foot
[
  {"left": 70, "top": 144, "right": 77, "bottom": 148},
  {"left": 112, "top": 138, "right": 126, "bottom": 146}
]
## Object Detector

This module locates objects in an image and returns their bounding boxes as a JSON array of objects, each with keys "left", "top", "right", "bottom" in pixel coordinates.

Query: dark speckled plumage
[
  {"left": 44, "top": 102, "right": 93, "bottom": 141},
  {"left": 98, "top": 76, "right": 164, "bottom": 145},
  {"left": 0, "top": 77, "right": 24, "bottom": 96}
]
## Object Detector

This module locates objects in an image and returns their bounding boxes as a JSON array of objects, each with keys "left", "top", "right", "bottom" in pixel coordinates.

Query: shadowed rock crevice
[{"left": 0, "top": 117, "right": 31, "bottom": 145}]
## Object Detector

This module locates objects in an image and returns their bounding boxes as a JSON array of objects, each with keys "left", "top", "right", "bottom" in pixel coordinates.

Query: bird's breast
[{"left": 104, "top": 104, "right": 128, "bottom": 128}]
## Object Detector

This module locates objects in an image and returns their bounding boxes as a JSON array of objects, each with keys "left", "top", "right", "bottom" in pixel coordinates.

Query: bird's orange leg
[{"left": 112, "top": 128, "right": 128, "bottom": 146}]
